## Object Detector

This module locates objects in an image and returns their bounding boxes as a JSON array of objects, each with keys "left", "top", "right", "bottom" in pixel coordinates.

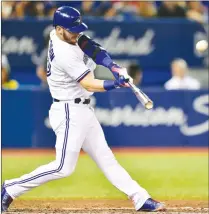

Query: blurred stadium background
[{"left": 1, "top": 1, "right": 209, "bottom": 212}]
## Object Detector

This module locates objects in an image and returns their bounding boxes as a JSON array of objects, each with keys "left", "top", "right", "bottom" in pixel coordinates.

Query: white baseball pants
[{"left": 4, "top": 101, "right": 150, "bottom": 207}]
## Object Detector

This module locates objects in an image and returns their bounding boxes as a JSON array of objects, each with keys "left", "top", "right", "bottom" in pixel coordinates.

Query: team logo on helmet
[{"left": 74, "top": 17, "right": 81, "bottom": 25}]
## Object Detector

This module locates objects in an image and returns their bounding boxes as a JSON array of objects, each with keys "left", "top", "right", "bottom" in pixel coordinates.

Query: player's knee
[
  {"left": 98, "top": 146, "right": 118, "bottom": 167},
  {"left": 57, "top": 165, "right": 76, "bottom": 178}
]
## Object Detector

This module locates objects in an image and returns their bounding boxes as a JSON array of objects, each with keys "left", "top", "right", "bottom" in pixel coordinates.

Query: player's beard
[{"left": 63, "top": 31, "right": 77, "bottom": 45}]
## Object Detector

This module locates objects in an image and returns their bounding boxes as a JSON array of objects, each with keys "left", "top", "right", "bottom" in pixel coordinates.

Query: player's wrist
[
  {"left": 108, "top": 62, "right": 121, "bottom": 79},
  {"left": 103, "top": 80, "right": 119, "bottom": 91}
]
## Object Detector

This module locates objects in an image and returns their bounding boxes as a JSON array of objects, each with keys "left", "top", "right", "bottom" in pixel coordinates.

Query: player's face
[
  {"left": 56, "top": 26, "right": 79, "bottom": 45},
  {"left": 63, "top": 29, "right": 79, "bottom": 45}
]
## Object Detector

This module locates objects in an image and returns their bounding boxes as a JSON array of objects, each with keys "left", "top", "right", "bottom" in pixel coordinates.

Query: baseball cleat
[
  {"left": 1, "top": 183, "right": 13, "bottom": 212},
  {"left": 138, "top": 198, "right": 166, "bottom": 212}
]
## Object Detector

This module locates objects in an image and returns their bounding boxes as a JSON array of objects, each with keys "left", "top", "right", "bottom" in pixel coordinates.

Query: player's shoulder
[
  {"left": 55, "top": 42, "right": 83, "bottom": 61},
  {"left": 49, "top": 30, "right": 86, "bottom": 67},
  {"left": 66, "top": 44, "right": 84, "bottom": 58},
  {"left": 50, "top": 30, "right": 80, "bottom": 55}
]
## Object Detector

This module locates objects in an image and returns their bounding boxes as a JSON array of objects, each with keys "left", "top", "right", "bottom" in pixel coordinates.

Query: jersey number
[
  {"left": 46, "top": 40, "right": 55, "bottom": 77},
  {"left": 46, "top": 59, "right": 51, "bottom": 77}
]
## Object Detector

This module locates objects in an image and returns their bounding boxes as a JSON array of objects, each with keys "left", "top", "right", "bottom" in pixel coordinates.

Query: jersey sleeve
[{"left": 62, "top": 53, "right": 91, "bottom": 82}]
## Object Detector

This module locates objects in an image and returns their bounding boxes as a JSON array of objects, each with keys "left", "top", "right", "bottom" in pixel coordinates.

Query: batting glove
[{"left": 111, "top": 64, "right": 133, "bottom": 87}]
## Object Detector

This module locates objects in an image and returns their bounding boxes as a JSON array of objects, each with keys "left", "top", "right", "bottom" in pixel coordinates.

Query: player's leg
[
  {"left": 82, "top": 113, "right": 150, "bottom": 210},
  {"left": 3, "top": 103, "right": 85, "bottom": 200},
  {"left": 3, "top": 149, "right": 79, "bottom": 199}
]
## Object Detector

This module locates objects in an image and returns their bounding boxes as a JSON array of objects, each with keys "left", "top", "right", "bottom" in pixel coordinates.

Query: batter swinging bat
[
  {"left": 76, "top": 34, "right": 153, "bottom": 109},
  {"left": 128, "top": 81, "right": 154, "bottom": 110}
]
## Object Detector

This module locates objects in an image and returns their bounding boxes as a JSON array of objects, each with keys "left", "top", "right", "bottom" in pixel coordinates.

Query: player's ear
[{"left": 56, "top": 26, "right": 63, "bottom": 36}]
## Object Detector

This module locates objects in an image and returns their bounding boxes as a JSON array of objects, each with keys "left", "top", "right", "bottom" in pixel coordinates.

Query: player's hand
[
  {"left": 111, "top": 64, "right": 133, "bottom": 86},
  {"left": 114, "top": 75, "right": 131, "bottom": 88},
  {"left": 119, "top": 68, "right": 133, "bottom": 85}
]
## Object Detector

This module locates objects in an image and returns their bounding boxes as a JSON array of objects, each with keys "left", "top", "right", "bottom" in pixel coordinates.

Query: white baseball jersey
[{"left": 47, "top": 29, "right": 96, "bottom": 100}]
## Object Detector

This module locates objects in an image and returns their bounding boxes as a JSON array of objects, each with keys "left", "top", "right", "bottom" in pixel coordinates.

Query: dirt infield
[
  {"left": 2, "top": 147, "right": 208, "bottom": 157},
  {"left": 7, "top": 199, "right": 209, "bottom": 214}
]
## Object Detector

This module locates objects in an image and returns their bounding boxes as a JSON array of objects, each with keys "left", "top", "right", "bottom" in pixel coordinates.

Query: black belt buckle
[
  {"left": 83, "top": 99, "right": 90, "bottom": 104},
  {"left": 75, "top": 98, "right": 81, "bottom": 104},
  {"left": 75, "top": 98, "right": 90, "bottom": 104}
]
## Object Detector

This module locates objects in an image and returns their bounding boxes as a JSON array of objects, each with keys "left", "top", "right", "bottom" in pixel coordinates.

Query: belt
[{"left": 53, "top": 98, "right": 90, "bottom": 105}]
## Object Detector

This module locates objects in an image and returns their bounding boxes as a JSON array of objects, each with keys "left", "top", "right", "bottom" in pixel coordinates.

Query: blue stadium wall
[{"left": 2, "top": 89, "right": 209, "bottom": 148}]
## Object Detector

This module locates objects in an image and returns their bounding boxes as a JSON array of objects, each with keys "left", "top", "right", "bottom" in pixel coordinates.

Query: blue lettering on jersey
[
  {"left": 47, "top": 40, "right": 55, "bottom": 77},
  {"left": 49, "top": 40, "right": 55, "bottom": 62}
]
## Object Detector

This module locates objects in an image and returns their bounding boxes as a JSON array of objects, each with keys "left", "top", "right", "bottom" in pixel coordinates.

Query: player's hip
[{"left": 49, "top": 100, "right": 94, "bottom": 132}]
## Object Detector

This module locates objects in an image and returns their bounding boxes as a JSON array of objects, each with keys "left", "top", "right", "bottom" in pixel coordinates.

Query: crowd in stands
[
  {"left": 2, "top": 1, "right": 209, "bottom": 23},
  {"left": 2, "top": 1, "right": 207, "bottom": 90}
]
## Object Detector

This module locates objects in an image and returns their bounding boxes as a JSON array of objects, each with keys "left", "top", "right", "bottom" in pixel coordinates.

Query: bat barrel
[
  {"left": 128, "top": 81, "right": 154, "bottom": 110},
  {"left": 145, "top": 101, "right": 154, "bottom": 110}
]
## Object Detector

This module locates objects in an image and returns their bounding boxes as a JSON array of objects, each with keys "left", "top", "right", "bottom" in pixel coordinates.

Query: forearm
[
  {"left": 79, "top": 71, "right": 126, "bottom": 92},
  {"left": 84, "top": 79, "right": 106, "bottom": 92},
  {"left": 81, "top": 78, "right": 120, "bottom": 92}
]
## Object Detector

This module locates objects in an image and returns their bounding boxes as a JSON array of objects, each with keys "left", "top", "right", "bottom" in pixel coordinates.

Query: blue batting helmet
[{"left": 53, "top": 6, "right": 88, "bottom": 33}]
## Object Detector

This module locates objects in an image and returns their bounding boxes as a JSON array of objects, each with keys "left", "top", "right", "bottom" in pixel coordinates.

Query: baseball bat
[{"left": 128, "top": 81, "right": 154, "bottom": 110}]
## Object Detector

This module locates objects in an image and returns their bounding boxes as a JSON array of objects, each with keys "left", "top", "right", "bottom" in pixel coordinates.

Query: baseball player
[{"left": 2, "top": 6, "right": 165, "bottom": 212}]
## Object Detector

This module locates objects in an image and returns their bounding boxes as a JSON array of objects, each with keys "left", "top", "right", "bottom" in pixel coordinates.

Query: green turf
[{"left": 2, "top": 153, "right": 208, "bottom": 200}]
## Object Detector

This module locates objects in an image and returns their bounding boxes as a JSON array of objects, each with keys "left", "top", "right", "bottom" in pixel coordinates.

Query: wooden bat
[{"left": 128, "top": 81, "right": 154, "bottom": 110}]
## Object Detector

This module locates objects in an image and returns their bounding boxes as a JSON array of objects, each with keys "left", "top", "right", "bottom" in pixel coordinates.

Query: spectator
[
  {"left": 11, "top": 2, "right": 46, "bottom": 19},
  {"left": 186, "top": 1, "right": 208, "bottom": 24},
  {"left": 103, "top": 2, "right": 119, "bottom": 18},
  {"left": 158, "top": 1, "right": 186, "bottom": 18},
  {"left": 44, "top": 2, "right": 58, "bottom": 18},
  {"left": 24, "top": 2, "right": 45, "bottom": 18},
  {"left": 81, "top": 1, "right": 94, "bottom": 16},
  {"left": 2, "top": 54, "right": 19, "bottom": 90},
  {"left": 81, "top": 1, "right": 112, "bottom": 16},
  {"left": 164, "top": 58, "right": 201, "bottom": 90},
  {"left": 2, "top": 1, "right": 16, "bottom": 19},
  {"left": 137, "top": 1, "right": 157, "bottom": 18},
  {"left": 2, "top": 55, "right": 10, "bottom": 85},
  {"left": 35, "top": 34, "right": 50, "bottom": 88},
  {"left": 104, "top": 2, "right": 137, "bottom": 18},
  {"left": 13, "top": 2, "right": 29, "bottom": 18},
  {"left": 128, "top": 63, "right": 143, "bottom": 86}
]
